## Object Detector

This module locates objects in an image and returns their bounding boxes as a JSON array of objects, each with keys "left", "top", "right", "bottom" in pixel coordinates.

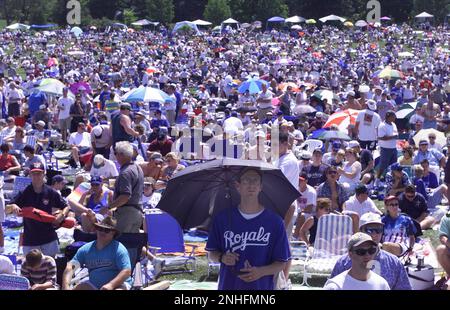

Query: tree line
[{"left": 1, "top": 0, "right": 449, "bottom": 27}]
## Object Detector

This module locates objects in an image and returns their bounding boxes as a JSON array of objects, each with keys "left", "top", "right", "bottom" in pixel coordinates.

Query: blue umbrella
[
  {"left": 308, "top": 128, "right": 327, "bottom": 140},
  {"left": 238, "top": 78, "right": 268, "bottom": 94},
  {"left": 122, "top": 86, "right": 173, "bottom": 103}
]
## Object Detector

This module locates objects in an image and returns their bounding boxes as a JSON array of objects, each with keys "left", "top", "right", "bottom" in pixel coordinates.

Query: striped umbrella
[
  {"left": 377, "top": 66, "right": 404, "bottom": 80},
  {"left": 312, "top": 90, "right": 340, "bottom": 103},
  {"left": 238, "top": 78, "right": 268, "bottom": 94},
  {"left": 278, "top": 82, "right": 300, "bottom": 92},
  {"left": 323, "top": 109, "right": 360, "bottom": 132},
  {"left": 395, "top": 102, "right": 418, "bottom": 119},
  {"left": 122, "top": 86, "right": 173, "bottom": 103},
  {"left": 36, "top": 78, "right": 67, "bottom": 96}
]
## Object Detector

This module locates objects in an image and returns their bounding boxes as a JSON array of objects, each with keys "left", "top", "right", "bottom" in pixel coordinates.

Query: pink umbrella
[{"left": 70, "top": 82, "right": 92, "bottom": 94}]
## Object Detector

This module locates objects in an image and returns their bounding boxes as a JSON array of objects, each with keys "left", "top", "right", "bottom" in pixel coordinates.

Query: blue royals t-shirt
[{"left": 206, "top": 207, "right": 291, "bottom": 290}]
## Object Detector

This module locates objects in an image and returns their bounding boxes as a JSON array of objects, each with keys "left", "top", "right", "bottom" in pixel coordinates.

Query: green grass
[{"left": 0, "top": 20, "right": 6, "bottom": 30}]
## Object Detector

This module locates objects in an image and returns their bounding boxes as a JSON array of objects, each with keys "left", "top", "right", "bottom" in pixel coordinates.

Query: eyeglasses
[
  {"left": 388, "top": 203, "right": 399, "bottom": 207},
  {"left": 363, "top": 228, "right": 383, "bottom": 235},
  {"left": 319, "top": 207, "right": 332, "bottom": 212},
  {"left": 353, "top": 246, "right": 378, "bottom": 256},
  {"left": 95, "top": 226, "right": 113, "bottom": 233},
  {"left": 328, "top": 171, "right": 337, "bottom": 175}
]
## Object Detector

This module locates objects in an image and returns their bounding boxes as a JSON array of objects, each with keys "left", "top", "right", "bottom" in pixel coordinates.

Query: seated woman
[
  {"left": 4, "top": 126, "right": 26, "bottom": 164},
  {"left": 160, "top": 152, "right": 185, "bottom": 182},
  {"left": 381, "top": 195, "right": 417, "bottom": 257},
  {"left": 299, "top": 198, "right": 332, "bottom": 246},
  {"left": 0, "top": 143, "right": 21, "bottom": 189},
  {"left": 337, "top": 148, "right": 362, "bottom": 193},
  {"left": 398, "top": 145, "right": 414, "bottom": 166},
  {"left": 68, "top": 176, "right": 113, "bottom": 233},
  {"left": 317, "top": 165, "right": 349, "bottom": 213}
]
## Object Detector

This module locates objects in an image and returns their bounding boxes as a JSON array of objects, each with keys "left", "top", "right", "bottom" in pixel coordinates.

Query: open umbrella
[
  {"left": 293, "top": 105, "right": 317, "bottom": 115},
  {"left": 413, "top": 129, "right": 446, "bottom": 147},
  {"left": 6, "top": 23, "right": 30, "bottom": 30},
  {"left": 238, "top": 78, "right": 268, "bottom": 94},
  {"left": 377, "top": 66, "right": 404, "bottom": 80},
  {"left": 67, "top": 50, "right": 85, "bottom": 56},
  {"left": 305, "top": 19, "right": 317, "bottom": 24},
  {"left": 35, "top": 78, "right": 67, "bottom": 96},
  {"left": 70, "top": 82, "right": 92, "bottom": 94},
  {"left": 317, "top": 130, "right": 351, "bottom": 141},
  {"left": 157, "top": 159, "right": 301, "bottom": 230},
  {"left": 122, "top": 86, "right": 173, "bottom": 103},
  {"left": 344, "top": 21, "right": 354, "bottom": 27},
  {"left": 355, "top": 20, "right": 368, "bottom": 27},
  {"left": 274, "top": 58, "right": 296, "bottom": 66},
  {"left": 312, "top": 90, "right": 340, "bottom": 103},
  {"left": 396, "top": 102, "right": 418, "bottom": 119},
  {"left": 279, "top": 82, "right": 299, "bottom": 92},
  {"left": 146, "top": 66, "right": 160, "bottom": 74},
  {"left": 70, "top": 26, "right": 83, "bottom": 37},
  {"left": 398, "top": 51, "right": 414, "bottom": 58},
  {"left": 323, "top": 109, "right": 360, "bottom": 132}
]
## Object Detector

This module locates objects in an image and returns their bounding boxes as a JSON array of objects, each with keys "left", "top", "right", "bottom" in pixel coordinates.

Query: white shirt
[
  {"left": 69, "top": 132, "right": 91, "bottom": 148},
  {"left": 275, "top": 151, "right": 300, "bottom": 189},
  {"left": 356, "top": 109, "right": 381, "bottom": 141},
  {"left": 58, "top": 97, "right": 74, "bottom": 120},
  {"left": 377, "top": 122, "right": 398, "bottom": 149},
  {"left": 297, "top": 185, "right": 317, "bottom": 213},
  {"left": 90, "top": 159, "right": 119, "bottom": 178},
  {"left": 257, "top": 90, "right": 273, "bottom": 109},
  {"left": 223, "top": 117, "right": 243, "bottom": 134},
  {"left": 1, "top": 126, "right": 16, "bottom": 137},
  {"left": 324, "top": 270, "right": 390, "bottom": 290},
  {"left": 344, "top": 195, "right": 380, "bottom": 218}
]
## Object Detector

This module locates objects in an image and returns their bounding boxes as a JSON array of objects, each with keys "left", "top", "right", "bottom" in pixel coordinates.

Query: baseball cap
[
  {"left": 29, "top": 162, "right": 45, "bottom": 173},
  {"left": 384, "top": 195, "right": 398, "bottom": 204},
  {"left": 93, "top": 126, "right": 103, "bottom": 138},
  {"left": 52, "top": 175, "right": 67, "bottom": 185},
  {"left": 120, "top": 103, "right": 132, "bottom": 111},
  {"left": 366, "top": 99, "right": 377, "bottom": 111},
  {"left": 419, "top": 139, "right": 429, "bottom": 145},
  {"left": 93, "top": 154, "right": 105, "bottom": 166},
  {"left": 359, "top": 212, "right": 384, "bottom": 229},
  {"left": 300, "top": 151, "right": 312, "bottom": 160},
  {"left": 312, "top": 147, "right": 322, "bottom": 155},
  {"left": 347, "top": 232, "right": 377, "bottom": 251},
  {"left": 150, "top": 152, "right": 164, "bottom": 163},
  {"left": 348, "top": 140, "right": 360, "bottom": 149},
  {"left": 347, "top": 91, "right": 355, "bottom": 97},
  {"left": 332, "top": 141, "right": 342, "bottom": 150},
  {"left": 390, "top": 162, "right": 403, "bottom": 171},
  {"left": 90, "top": 176, "right": 103, "bottom": 185},
  {"left": 39, "top": 104, "right": 46, "bottom": 110},
  {"left": 36, "top": 120, "right": 46, "bottom": 127},
  {"left": 385, "top": 110, "right": 396, "bottom": 118}
]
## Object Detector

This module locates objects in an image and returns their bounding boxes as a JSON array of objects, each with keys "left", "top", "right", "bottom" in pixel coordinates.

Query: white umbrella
[
  {"left": 413, "top": 129, "right": 446, "bottom": 147},
  {"left": 132, "top": 19, "right": 152, "bottom": 26},
  {"left": 415, "top": 12, "right": 434, "bottom": 18},
  {"left": 67, "top": 50, "right": 85, "bottom": 56},
  {"left": 293, "top": 105, "right": 316, "bottom": 115},
  {"left": 319, "top": 15, "right": 346, "bottom": 23},
  {"left": 6, "top": 23, "right": 30, "bottom": 30},
  {"left": 398, "top": 51, "right": 414, "bottom": 58},
  {"left": 285, "top": 16, "right": 305, "bottom": 23},
  {"left": 70, "top": 26, "right": 83, "bottom": 37},
  {"left": 355, "top": 20, "right": 368, "bottom": 27},
  {"left": 222, "top": 18, "right": 239, "bottom": 24},
  {"left": 192, "top": 19, "right": 212, "bottom": 26},
  {"left": 291, "top": 25, "right": 302, "bottom": 30}
]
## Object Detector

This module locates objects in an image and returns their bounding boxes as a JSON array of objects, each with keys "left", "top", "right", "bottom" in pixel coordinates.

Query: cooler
[{"left": 405, "top": 263, "right": 435, "bottom": 290}]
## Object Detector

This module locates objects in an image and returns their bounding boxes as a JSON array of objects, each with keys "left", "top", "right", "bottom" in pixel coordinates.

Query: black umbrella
[{"left": 157, "top": 158, "right": 301, "bottom": 230}]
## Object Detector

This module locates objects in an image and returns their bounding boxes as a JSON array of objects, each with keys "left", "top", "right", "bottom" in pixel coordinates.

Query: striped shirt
[{"left": 21, "top": 256, "right": 57, "bottom": 286}]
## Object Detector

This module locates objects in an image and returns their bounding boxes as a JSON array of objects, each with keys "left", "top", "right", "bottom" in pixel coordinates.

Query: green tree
[
  {"left": 123, "top": 8, "right": 137, "bottom": 24},
  {"left": 148, "top": 0, "right": 174, "bottom": 24},
  {"left": 203, "top": 0, "right": 231, "bottom": 25},
  {"left": 413, "top": 0, "right": 450, "bottom": 23}
]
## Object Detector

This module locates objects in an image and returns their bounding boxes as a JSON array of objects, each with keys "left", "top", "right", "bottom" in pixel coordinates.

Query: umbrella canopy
[
  {"left": 6, "top": 23, "right": 30, "bottom": 30},
  {"left": 312, "top": 90, "right": 339, "bottom": 103},
  {"left": 157, "top": 159, "right": 301, "bottom": 230},
  {"left": 305, "top": 19, "right": 317, "bottom": 24},
  {"left": 122, "top": 86, "right": 173, "bottom": 103},
  {"left": 317, "top": 130, "right": 351, "bottom": 141},
  {"left": 355, "top": 20, "right": 368, "bottom": 27},
  {"left": 380, "top": 16, "right": 391, "bottom": 21},
  {"left": 131, "top": 19, "right": 159, "bottom": 26},
  {"left": 291, "top": 25, "right": 302, "bottom": 30},
  {"left": 278, "top": 82, "right": 299, "bottom": 92},
  {"left": 273, "top": 58, "right": 296, "bottom": 66},
  {"left": 192, "top": 19, "right": 213, "bottom": 26},
  {"left": 67, "top": 50, "right": 85, "bottom": 56},
  {"left": 319, "top": 15, "right": 346, "bottom": 23},
  {"left": 285, "top": 16, "right": 305, "bottom": 23},
  {"left": 238, "top": 78, "right": 268, "bottom": 94},
  {"left": 395, "top": 102, "right": 418, "bottom": 119},
  {"left": 267, "top": 16, "right": 285, "bottom": 23},
  {"left": 70, "top": 26, "right": 83, "bottom": 37},
  {"left": 70, "top": 82, "right": 92, "bottom": 94},
  {"left": 415, "top": 12, "right": 434, "bottom": 19},
  {"left": 66, "top": 70, "right": 81, "bottom": 78},
  {"left": 222, "top": 18, "right": 239, "bottom": 24},
  {"left": 323, "top": 109, "right": 360, "bottom": 132},
  {"left": 172, "top": 21, "right": 201, "bottom": 34},
  {"left": 413, "top": 129, "right": 446, "bottom": 147},
  {"left": 398, "top": 51, "right": 414, "bottom": 58},
  {"left": 376, "top": 66, "right": 404, "bottom": 80},
  {"left": 293, "top": 105, "right": 317, "bottom": 115},
  {"left": 146, "top": 66, "right": 160, "bottom": 74},
  {"left": 344, "top": 21, "right": 354, "bottom": 27},
  {"left": 35, "top": 78, "right": 67, "bottom": 96}
]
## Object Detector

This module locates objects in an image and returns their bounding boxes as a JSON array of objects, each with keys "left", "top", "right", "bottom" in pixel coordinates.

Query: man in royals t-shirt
[{"left": 206, "top": 168, "right": 291, "bottom": 290}]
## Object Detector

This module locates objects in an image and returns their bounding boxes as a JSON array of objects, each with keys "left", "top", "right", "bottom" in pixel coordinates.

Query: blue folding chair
[
  {"left": 0, "top": 274, "right": 30, "bottom": 290},
  {"left": 144, "top": 209, "right": 198, "bottom": 276}
]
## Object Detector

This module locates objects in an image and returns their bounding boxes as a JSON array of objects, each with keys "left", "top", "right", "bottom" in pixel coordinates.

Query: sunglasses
[
  {"left": 429, "top": 137, "right": 436, "bottom": 139},
  {"left": 95, "top": 226, "right": 114, "bottom": 233},
  {"left": 353, "top": 246, "right": 378, "bottom": 256},
  {"left": 388, "top": 203, "right": 399, "bottom": 207},
  {"left": 363, "top": 228, "right": 383, "bottom": 235},
  {"left": 328, "top": 171, "right": 337, "bottom": 175}
]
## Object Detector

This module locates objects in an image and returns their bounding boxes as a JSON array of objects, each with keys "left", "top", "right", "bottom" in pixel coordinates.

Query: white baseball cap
[{"left": 359, "top": 212, "right": 384, "bottom": 229}]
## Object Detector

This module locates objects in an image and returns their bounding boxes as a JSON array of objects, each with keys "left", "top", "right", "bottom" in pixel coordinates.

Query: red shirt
[{"left": 148, "top": 139, "right": 173, "bottom": 156}]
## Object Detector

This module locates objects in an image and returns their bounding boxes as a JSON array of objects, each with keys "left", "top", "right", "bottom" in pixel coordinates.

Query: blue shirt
[
  {"left": 28, "top": 91, "right": 47, "bottom": 116},
  {"left": 330, "top": 249, "right": 412, "bottom": 290},
  {"left": 382, "top": 214, "right": 417, "bottom": 248},
  {"left": 413, "top": 149, "right": 444, "bottom": 166},
  {"left": 206, "top": 207, "right": 291, "bottom": 290},
  {"left": 71, "top": 240, "right": 131, "bottom": 289}
]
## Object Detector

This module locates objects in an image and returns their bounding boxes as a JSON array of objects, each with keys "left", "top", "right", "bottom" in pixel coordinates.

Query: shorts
[
  {"left": 79, "top": 147, "right": 91, "bottom": 155},
  {"left": 359, "top": 140, "right": 377, "bottom": 151},
  {"left": 78, "top": 278, "right": 131, "bottom": 290},
  {"left": 23, "top": 240, "right": 59, "bottom": 257}
]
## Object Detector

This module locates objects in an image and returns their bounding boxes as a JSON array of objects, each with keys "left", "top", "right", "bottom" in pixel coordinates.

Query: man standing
[
  {"left": 355, "top": 99, "right": 381, "bottom": 151},
  {"left": 325, "top": 232, "right": 390, "bottom": 290},
  {"left": 62, "top": 216, "right": 132, "bottom": 290},
  {"left": 331, "top": 213, "right": 411, "bottom": 290},
  {"left": 11, "top": 162, "right": 69, "bottom": 257},
  {"left": 111, "top": 103, "right": 140, "bottom": 149},
  {"left": 108, "top": 141, "right": 144, "bottom": 233},
  {"left": 206, "top": 168, "right": 291, "bottom": 290},
  {"left": 256, "top": 83, "right": 273, "bottom": 123},
  {"left": 57, "top": 87, "right": 73, "bottom": 145},
  {"left": 377, "top": 110, "right": 398, "bottom": 179}
]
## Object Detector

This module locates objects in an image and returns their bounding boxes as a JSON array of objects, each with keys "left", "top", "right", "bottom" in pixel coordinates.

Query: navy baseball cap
[
  {"left": 52, "top": 175, "right": 67, "bottom": 184},
  {"left": 90, "top": 176, "right": 103, "bottom": 185},
  {"left": 29, "top": 162, "right": 45, "bottom": 173}
]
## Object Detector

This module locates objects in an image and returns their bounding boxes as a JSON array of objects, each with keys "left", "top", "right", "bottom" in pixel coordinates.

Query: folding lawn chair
[
  {"left": 144, "top": 209, "right": 198, "bottom": 276},
  {"left": 25, "top": 135, "right": 37, "bottom": 149},
  {"left": 301, "top": 139, "right": 323, "bottom": 152},
  {"left": 289, "top": 241, "right": 310, "bottom": 286},
  {"left": 4, "top": 176, "right": 31, "bottom": 204},
  {"left": 304, "top": 214, "right": 353, "bottom": 286}
]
